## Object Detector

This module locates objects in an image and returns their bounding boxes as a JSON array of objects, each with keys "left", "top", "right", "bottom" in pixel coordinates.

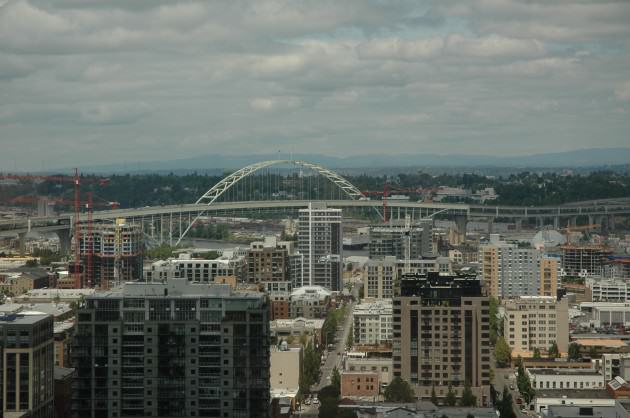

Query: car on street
[
  {"left": 313, "top": 397, "right": 319, "bottom": 405},
  {"left": 304, "top": 398, "right": 311, "bottom": 405},
  {"left": 510, "top": 384, "right": 515, "bottom": 390}
]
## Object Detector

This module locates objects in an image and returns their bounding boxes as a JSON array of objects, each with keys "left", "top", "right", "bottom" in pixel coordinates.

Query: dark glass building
[
  {"left": 72, "top": 278, "right": 270, "bottom": 418},
  {"left": 0, "top": 312, "right": 55, "bottom": 418}
]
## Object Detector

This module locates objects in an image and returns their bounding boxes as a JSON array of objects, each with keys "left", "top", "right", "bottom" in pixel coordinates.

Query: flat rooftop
[
  {"left": 529, "top": 368, "right": 602, "bottom": 376},
  {"left": 537, "top": 389, "right": 613, "bottom": 399},
  {"left": 573, "top": 338, "right": 627, "bottom": 347}
]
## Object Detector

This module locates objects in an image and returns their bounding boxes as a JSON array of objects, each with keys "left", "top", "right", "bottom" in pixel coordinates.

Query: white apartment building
[
  {"left": 587, "top": 277, "right": 630, "bottom": 302},
  {"left": 297, "top": 203, "right": 343, "bottom": 291},
  {"left": 144, "top": 253, "right": 247, "bottom": 283},
  {"left": 504, "top": 296, "right": 569, "bottom": 357},
  {"left": 353, "top": 299, "right": 393, "bottom": 345},
  {"left": 527, "top": 368, "right": 604, "bottom": 390},
  {"left": 602, "top": 353, "right": 630, "bottom": 382}
]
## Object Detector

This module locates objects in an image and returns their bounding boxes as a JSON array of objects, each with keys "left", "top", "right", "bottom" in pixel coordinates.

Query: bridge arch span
[
  {"left": 195, "top": 160, "right": 363, "bottom": 204},
  {"left": 176, "top": 160, "right": 364, "bottom": 244}
]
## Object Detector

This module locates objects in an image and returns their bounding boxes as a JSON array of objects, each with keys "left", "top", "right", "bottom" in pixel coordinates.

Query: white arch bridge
[{"left": 1, "top": 159, "right": 629, "bottom": 250}]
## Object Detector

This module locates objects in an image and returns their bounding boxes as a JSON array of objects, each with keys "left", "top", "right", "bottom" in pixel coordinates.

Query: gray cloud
[{"left": 0, "top": 0, "right": 629, "bottom": 169}]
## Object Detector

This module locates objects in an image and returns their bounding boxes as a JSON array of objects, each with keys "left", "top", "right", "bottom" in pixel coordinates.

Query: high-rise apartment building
[
  {"left": 364, "top": 256, "right": 397, "bottom": 299},
  {"left": 503, "top": 296, "right": 569, "bottom": 357},
  {"left": 145, "top": 254, "right": 247, "bottom": 283},
  {"left": 72, "top": 278, "right": 270, "bottom": 418},
  {"left": 0, "top": 313, "right": 55, "bottom": 418},
  {"left": 393, "top": 272, "right": 490, "bottom": 406},
  {"left": 79, "top": 220, "right": 143, "bottom": 288},
  {"left": 480, "top": 240, "right": 560, "bottom": 298},
  {"left": 369, "top": 221, "right": 433, "bottom": 260},
  {"left": 297, "top": 203, "right": 342, "bottom": 291}
]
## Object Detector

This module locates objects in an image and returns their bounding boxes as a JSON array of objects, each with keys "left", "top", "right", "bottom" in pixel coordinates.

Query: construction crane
[
  {"left": 560, "top": 223, "right": 600, "bottom": 246},
  {"left": 361, "top": 184, "right": 438, "bottom": 223},
  {"left": 0, "top": 170, "right": 111, "bottom": 288}
]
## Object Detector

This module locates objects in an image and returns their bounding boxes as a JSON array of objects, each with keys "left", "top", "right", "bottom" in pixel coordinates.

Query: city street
[{"left": 494, "top": 367, "right": 530, "bottom": 418}]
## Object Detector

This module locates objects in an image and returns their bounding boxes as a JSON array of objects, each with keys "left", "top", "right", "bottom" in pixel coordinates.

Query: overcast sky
[{"left": 1, "top": 0, "right": 630, "bottom": 171}]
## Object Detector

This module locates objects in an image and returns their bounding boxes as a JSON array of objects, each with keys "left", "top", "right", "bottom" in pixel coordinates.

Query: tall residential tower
[{"left": 297, "top": 203, "right": 343, "bottom": 291}]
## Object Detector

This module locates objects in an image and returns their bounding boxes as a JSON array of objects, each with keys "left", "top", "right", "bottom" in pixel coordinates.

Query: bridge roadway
[{"left": 1, "top": 198, "right": 630, "bottom": 236}]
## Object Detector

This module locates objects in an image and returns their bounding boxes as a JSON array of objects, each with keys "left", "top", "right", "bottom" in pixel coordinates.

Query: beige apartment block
[{"left": 503, "top": 296, "right": 569, "bottom": 357}]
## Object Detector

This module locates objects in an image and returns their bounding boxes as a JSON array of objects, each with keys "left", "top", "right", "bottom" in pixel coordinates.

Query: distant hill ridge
[{"left": 44, "top": 147, "right": 630, "bottom": 174}]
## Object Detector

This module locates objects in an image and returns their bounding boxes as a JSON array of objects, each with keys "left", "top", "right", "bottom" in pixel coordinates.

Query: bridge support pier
[
  {"left": 18, "top": 232, "right": 26, "bottom": 256},
  {"left": 553, "top": 216, "right": 559, "bottom": 229},
  {"left": 569, "top": 216, "right": 577, "bottom": 228},
  {"left": 487, "top": 217, "right": 494, "bottom": 235},
  {"left": 609, "top": 215, "right": 616, "bottom": 232},
  {"left": 55, "top": 229, "right": 72, "bottom": 255},
  {"left": 454, "top": 215, "right": 467, "bottom": 239},
  {"left": 515, "top": 218, "right": 523, "bottom": 231}
]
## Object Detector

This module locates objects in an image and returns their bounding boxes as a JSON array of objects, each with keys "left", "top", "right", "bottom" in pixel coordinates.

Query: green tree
[
  {"left": 498, "top": 386, "right": 517, "bottom": 418},
  {"left": 495, "top": 337, "right": 512, "bottom": 368},
  {"left": 431, "top": 385, "right": 438, "bottom": 405},
  {"left": 300, "top": 342, "right": 320, "bottom": 393},
  {"left": 445, "top": 384, "right": 457, "bottom": 406},
  {"left": 346, "top": 326, "right": 353, "bottom": 349},
  {"left": 467, "top": 414, "right": 475, "bottom": 418},
  {"left": 489, "top": 297, "right": 500, "bottom": 345},
  {"left": 25, "top": 259, "right": 38, "bottom": 267},
  {"left": 384, "top": 377, "right": 415, "bottom": 402},
  {"left": 589, "top": 346, "right": 598, "bottom": 359},
  {"left": 548, "top": 341, "right": 560, "bottom": 358},
  {"left": 460, "top": 382, "right": 477, "bottom": 407},
  {"left": 568, "top": 343, "right": 581, "bottom": 360},
  {"left": 533, "top": 348, "right": 541, "bottom": 359},
  {"left": 517, "top": 361, "right": 535, "bottom": 404},
  {"left": 331, "top": 366, "right": 341, "bottom": 394}
]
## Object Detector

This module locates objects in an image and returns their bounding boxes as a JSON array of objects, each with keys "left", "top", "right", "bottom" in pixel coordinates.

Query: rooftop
[
  {"left": 537, "top": 389, "right": 613, "bottom": 399},
  {"left": 573, "top": 338, "right": 626, "bottom": 347},
  {"left": 528, "top": 368, "right": 602, "bottom": 376},
  {"left": 0, "top": 312, "right": 51, "bottom": 325}
]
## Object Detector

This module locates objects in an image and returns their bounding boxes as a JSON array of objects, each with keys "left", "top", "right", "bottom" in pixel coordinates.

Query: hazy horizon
[{"left": 1, "top": 0, "right": 630, "bottom": 171}]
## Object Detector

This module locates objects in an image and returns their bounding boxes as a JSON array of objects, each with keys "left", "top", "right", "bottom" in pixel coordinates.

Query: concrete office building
[
  {"left": 0, "top": 312, "right": 55, "bottom": 418},
  {"left": 72, "top": 278, "right": 270, "bottom": 418},
  {"left": 393, "top": 272, "right": 491, "bottom": 406},
  {"left": 297, "top": 203, "right": 343, "bottom": 291},
  {"left": 369, "top": 221, "right": 433, "bottom": 260},
  {"left": 503, "top": 296, "right": 569, "bottom": 357},
  {"left": 480, "top": 240, "right": 560, "bottom": 298},
  {"left": 79, "top": 220, "right": 144, "bottom": 288},
  {"left": 353, "top": 299, "right": 393, "bottom": 346}
]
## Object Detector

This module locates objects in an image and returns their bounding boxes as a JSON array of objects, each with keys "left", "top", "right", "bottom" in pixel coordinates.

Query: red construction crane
[
  {"left": 361, "top": 184, "right": 438, "bottom": 223},
  {"left": 0, "top": 170, "right": 111, "bottom": 288}
]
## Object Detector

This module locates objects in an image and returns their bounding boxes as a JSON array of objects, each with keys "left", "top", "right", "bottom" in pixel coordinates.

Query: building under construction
[
  {"left": 560, "top": 244, "right": 614, "bottom": 277},
  {"left": 369, "top": 220, "right": 433, "bottom": 260},
  {"left": 78, "top": 219, "right": 144, "bottom": 288}
]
